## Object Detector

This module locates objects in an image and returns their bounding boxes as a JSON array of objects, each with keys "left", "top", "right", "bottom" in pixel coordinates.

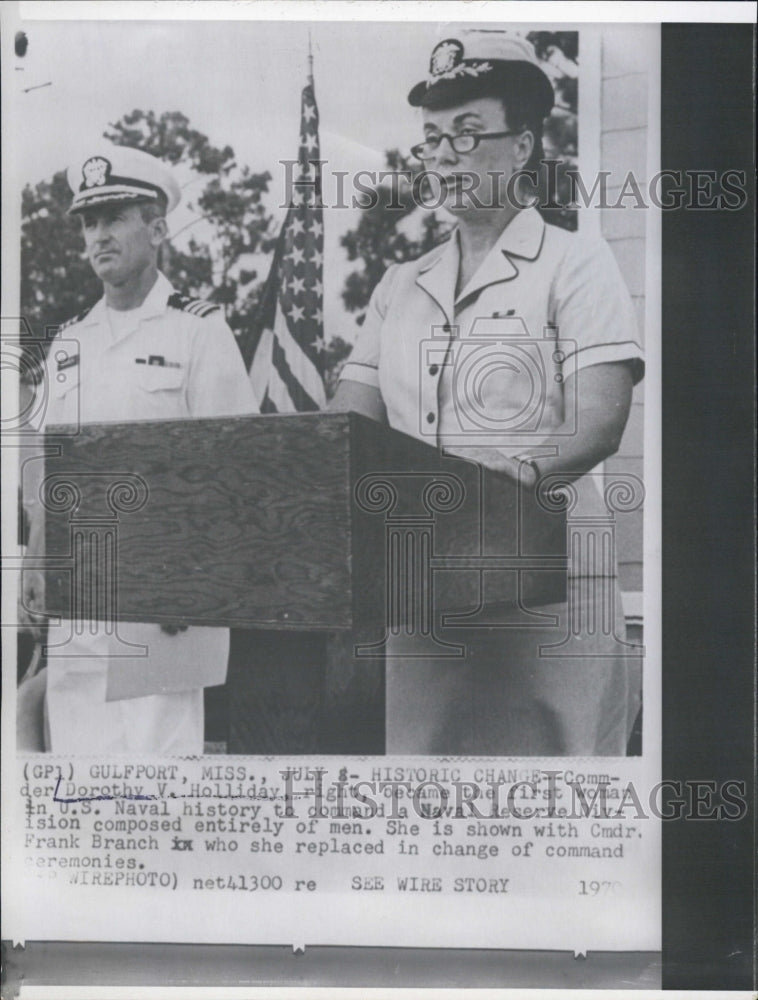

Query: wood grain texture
[
  {"left": 348, "top": 413, "right": 567, "bottom": 628},
  {"left": 42, "top": 412, "right": 565, "bottom": 755},
  {"left": 44, "top": 414, "right": 352, "bottom": 629},
  {"left": 43, "top": 412, "right": 566, "bottom": 630}
]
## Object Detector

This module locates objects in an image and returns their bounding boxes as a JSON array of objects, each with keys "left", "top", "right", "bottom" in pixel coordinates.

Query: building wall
[{"left": 598, "top": 28, "right": 651, "bottom": 601}]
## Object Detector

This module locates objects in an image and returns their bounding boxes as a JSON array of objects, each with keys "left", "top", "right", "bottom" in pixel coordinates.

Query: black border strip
[{"left": 661, "top": 22, "right": 755, "bottom": 991}]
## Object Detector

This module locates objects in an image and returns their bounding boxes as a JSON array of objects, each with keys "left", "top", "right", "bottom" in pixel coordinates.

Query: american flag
[{"left": 246, "top": 73, "right": 326, "bottom": 412}]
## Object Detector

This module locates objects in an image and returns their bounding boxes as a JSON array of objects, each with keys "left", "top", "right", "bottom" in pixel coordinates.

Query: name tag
[
  {"left": 56, "top": 353, "right": 79, "bottom": 371},
  {"left": 135, "top": 355, "right": 182, "bottom": 369}
]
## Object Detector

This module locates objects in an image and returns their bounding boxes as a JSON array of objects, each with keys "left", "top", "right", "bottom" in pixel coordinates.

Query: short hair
[
  {"left": 497, "top": 94, "right": 546, "bottom": 174},
  {"left": 421, "top": 80, "right": 547, "bottom": 173},
  {"left": 137, "top": 195, "right": 168, "bottom": 223}
]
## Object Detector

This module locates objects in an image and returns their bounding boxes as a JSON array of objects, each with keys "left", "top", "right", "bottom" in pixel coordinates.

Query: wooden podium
[{"left": 43, "top": 412, "right": 567, "bottom": 753}]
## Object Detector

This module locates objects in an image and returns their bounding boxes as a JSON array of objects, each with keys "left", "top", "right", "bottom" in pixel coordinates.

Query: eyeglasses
[{"left": 410, "top": 130, "right": 520, "bottom": 161}]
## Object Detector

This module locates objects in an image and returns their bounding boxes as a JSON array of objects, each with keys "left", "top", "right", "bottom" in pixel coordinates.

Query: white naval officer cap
[
  {"left": 66, "top": 145, "right": 181, "bottom": 215},
  {"left": 408, "top": 27, "right": 554, "bottom": 120}
]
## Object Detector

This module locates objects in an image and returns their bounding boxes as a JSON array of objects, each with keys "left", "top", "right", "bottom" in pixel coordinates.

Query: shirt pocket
[
  {"left": 133, "top": 363, "right": 187, "bottom": 419},
  {"left": 136, "top": 364, "right": 186, "bottom": 395},
  {"left": 47, "top": 369, "right": 80, "bottom": 427}
]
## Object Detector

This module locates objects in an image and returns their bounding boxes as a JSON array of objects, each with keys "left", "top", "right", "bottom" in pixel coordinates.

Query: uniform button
[
  {"left": 428, "top": 364, "right": 439, "bottom": 376},
  {"left": 442, "top": 324, "right": 452, "bottom": 333},
  {"left": 426, "top": 412, "right": 436, "bottom": 424}
]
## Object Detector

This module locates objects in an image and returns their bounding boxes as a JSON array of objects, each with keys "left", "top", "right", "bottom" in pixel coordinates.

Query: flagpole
[{"left": 246, "top": 27, "right": 326, "bottom": 412}]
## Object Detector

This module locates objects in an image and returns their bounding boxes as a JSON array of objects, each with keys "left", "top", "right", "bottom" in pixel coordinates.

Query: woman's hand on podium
[{"left": 442, "top": 445, "right": 539, "bottom": 488}]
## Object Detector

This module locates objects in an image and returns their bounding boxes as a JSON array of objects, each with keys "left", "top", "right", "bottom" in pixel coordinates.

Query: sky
[{"left": 8, "top": 17, "right": 448, "bottom": 342}]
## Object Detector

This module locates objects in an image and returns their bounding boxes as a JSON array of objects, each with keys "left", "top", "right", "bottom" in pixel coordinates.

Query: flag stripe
[
  {"left": 260, "top": 391, "right": 278, "bottom": 414},
  {"left": 270, "top": 332, "right": 320, "bottom": 412},
  {"left": 265, "top": 359, "right": 297, "bottom": 412},
  {"left": 243, "top": 74, "right": 327, "bottom": 414},
  {"left": 248, "top": 327, "right": 273, "bottom": 408},
  {"left": 272, "top": 300, "right": 326, "bottom": 407}
]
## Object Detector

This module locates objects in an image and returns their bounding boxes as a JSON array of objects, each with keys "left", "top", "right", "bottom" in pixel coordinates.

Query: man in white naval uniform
[{"left": 23, "top": 145, "right": 257, "bottom": 754}]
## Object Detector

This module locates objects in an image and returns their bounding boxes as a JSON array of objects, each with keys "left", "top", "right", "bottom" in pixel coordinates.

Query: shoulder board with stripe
[
  {"left": 57, "top": 302, "right": 96, "bottom": 333},
  {"left": 167, "top": 292, "right": 221, "bottom": 319}
]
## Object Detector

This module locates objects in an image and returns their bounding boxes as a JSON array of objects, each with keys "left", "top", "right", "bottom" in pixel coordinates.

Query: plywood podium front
[{"left": 43, "top": 412, "right": 567, "bottom": 754}]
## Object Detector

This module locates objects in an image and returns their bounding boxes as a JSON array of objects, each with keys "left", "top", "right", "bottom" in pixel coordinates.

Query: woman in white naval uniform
[
  {"left": 23, "top": 146, "right": 257, "bottom": 754},
  {"left": 332, "top": 30, "right": 644, "bottom": 756}
]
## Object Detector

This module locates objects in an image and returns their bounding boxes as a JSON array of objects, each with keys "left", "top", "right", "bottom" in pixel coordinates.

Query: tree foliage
[
  {"left": 20, "top": 109, "right": 274, "bottom": 365},
  {"left": 21, "top": 171, "right": 104, "bottom": 339},
  {"left": 105, "top": 110, "right": 275, "bottom": 334},
  {"left": 341, "top": 150, "right": 452, "bottom": 324},
  {"left": 322, "top": 335, "right": 354, "bottom": 399}
]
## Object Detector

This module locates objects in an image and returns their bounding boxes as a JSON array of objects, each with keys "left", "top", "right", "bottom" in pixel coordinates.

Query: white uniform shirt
[
  {"left": 340, "top": 207, "right": 644, "bottom": 557},
  {"left": 28, "top": 272, "right": 258, "bottom": 752},
  {"left": 46, "top": 271, "right": 257, "bottom": 426}
]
